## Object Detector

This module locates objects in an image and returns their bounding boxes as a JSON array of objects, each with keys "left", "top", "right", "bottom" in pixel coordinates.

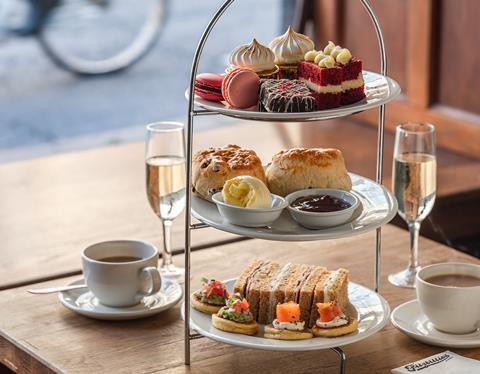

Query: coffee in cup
[
  {"left": 416, "top": 262, "right": 480, "bottom": 334},
  {"left": 82, "top": 240, "right": 161, "bottom": 307}
]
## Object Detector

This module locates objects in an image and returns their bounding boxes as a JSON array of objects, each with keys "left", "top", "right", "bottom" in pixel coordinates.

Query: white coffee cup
[
  {"left": 82, "top": 240, "right": 161, "bottom": 307},
  {"left": 416, "top": 262, "right": 480, "bottom": 334}
]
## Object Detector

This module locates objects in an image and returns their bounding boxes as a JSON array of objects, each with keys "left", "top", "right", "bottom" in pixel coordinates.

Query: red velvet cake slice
[
  {"left": 336, "top": 48, "right": 366, "bottom": 105},
  {"left": 298, "top": 56, "right": 342, "bottom": 110}
]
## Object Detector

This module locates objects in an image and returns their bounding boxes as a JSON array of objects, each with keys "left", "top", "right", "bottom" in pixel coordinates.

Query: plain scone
[
  {"left": 192, "top": 144, "right": 266, "bottom": 201},
  {"left": 266, "top": 148, "right": 352, "bottom": 197}
]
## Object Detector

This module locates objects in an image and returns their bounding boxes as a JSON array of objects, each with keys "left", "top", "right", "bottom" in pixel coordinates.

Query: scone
[
  {"left": 266, "top": 148, "right": 352, "bottom": 196},
  {"left": 192, "top": 144, "right": 266, "bottom": 201}
]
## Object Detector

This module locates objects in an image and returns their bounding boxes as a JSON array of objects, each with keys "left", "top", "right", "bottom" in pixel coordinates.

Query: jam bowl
[
  {"left": 212, "top": 192, "right": 288, "bottom": 228},
  {"left": 285, "top": 188, "right": 359, "bottom": 229}
]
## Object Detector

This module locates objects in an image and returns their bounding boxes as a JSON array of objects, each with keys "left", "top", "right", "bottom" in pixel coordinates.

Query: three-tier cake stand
[{"left": 182, "top": 1, "right": 400, "bottom": 373}]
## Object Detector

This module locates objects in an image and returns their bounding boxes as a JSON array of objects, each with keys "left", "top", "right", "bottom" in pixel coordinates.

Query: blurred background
[
  {"left": 1, "top": 0, "right": 479, "bottom": 256},
  {"left": 0, "top": 0, "right": 282, "bottom": 162}
]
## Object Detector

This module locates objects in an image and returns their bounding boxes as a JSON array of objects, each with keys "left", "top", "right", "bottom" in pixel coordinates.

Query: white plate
[
  {"left": 59, "top": 279, "right": 183, "bottom": 320},
  {"left": 188, "top": 71, "right": 400, "bottom": 122},
  {"left": 192, "top": 173, "right": 397, "bottom": 241},
  {"left": 391, "top": 299, "right": 480, "bottom": 348},
  {"left": 182, "top": 279, "right": 390, "bottom": 351}
]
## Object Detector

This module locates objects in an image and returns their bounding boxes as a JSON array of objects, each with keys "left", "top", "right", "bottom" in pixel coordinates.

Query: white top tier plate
[
  {"left": 183, "top": 279, "right": 390, "bottom": 351},
  {"left": 188, "top": 71, "right": 400, "bottom": 122},
  {"left": 191, "top": 173, "right": 397, "bottom": 241}
]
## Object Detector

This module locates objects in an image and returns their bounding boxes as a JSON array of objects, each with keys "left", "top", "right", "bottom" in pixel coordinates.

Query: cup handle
[{"left": 139, "top": 267, "right": 162, "bottom": 296}]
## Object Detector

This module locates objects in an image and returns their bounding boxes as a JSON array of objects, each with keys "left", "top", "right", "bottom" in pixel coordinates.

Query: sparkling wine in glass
[
  {"left": 146, "top": 122, "right": 186, "bottom": 283},
  {"left": 388, "top": 123, "right": 436, "bottom": 288}
]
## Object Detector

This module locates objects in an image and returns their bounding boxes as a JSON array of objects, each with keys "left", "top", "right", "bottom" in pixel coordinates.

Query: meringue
[
  {"left": 229, "top": 39, "right": 276, "bottom": 73},
  {"left": 269, "top": 26, "right": 315, "bottom": 65}
]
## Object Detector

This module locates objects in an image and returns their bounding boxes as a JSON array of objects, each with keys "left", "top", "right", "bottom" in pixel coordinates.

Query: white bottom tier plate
[
  {"left": 187, "top": 71, "right": 401, "bottom": 122},
  {"left": 191, "top": 173, "right": 397, "bottom": 241},
  {"left": 182, "top": 279, "right": 390, "bottom": 351}
]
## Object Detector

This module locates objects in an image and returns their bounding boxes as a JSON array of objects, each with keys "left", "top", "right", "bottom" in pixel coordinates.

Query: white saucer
[
  {"left": 391, "top": 299, "right": 480, "bottom": 348},
  {"left": 59, "top": 279, "right": 183, "bottom": 320}
]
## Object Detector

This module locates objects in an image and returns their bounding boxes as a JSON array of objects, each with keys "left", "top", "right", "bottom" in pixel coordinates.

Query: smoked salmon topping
[
  {"left": 316, "top": 302, "right": 343, "bottom": 322},
  {"left": 276, "top": 301, "right": 301, "bottom": 322}
]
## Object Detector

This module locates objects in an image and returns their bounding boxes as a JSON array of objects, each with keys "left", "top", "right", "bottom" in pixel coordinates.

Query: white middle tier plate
[
  {"left": 183, "top": 279, "right": 390, "bottom": 351},
  {"left": 191, "top": 173, "right": 397, "bottom": 241},
  {"left": 187, "top": 71, "right": 400, "bottom": 122}
]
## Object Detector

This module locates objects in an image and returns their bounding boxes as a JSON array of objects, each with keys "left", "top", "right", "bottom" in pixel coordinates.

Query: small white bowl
[
  {"left": 212, "top": 192, "right": 287, "bottom": 228},
  {"left": 285, "top": 188, "right": 359, "bottom": 229}
]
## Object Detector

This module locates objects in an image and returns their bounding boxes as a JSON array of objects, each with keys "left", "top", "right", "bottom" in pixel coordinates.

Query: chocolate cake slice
[{"left": 258, "top": 79, "right": 315, "bottom": 113}]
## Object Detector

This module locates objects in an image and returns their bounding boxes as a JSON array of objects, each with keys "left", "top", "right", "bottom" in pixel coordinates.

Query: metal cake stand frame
[{"left": 183, "top": 1, "right": 388, "bottom": 372}]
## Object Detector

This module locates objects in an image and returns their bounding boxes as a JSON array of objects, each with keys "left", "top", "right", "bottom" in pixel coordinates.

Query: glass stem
[
  {"left": 408, "top": 221, "right": 420, "bottom": 270},
  {"left": 161, "top": 219, "right": 173, "bottom": 267}
]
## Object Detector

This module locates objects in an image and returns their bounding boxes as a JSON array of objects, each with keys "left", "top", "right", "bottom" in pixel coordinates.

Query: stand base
[
  {"left": 185, "top": 333, "right": 346, "bottom": 374},
  {"left": 388, "top": 266, "right": 421, "bottom": 289},
  {"left": 159, "top": 264, "right": 185, "bottom": 284}
]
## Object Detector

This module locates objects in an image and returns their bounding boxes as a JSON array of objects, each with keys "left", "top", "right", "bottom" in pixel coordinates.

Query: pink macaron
[
  {"left": 194, "top": 73, "right": 224, "bottom": 102},
  {"left": 222, "top": 68, "right": 259, "bottom": 109}
]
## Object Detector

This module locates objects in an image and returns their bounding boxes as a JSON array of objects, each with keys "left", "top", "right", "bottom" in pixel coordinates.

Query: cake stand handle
[
  {"left": 184, "top": 0, "right": 236, "bottom": 366},
  {"left": 359, "top": 0, "right": 388, "bottom": 294},
  {"left": 331, "top": 347, "right": 346, "bottom": 374}
]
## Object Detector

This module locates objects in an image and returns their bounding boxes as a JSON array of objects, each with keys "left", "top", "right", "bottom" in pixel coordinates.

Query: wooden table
[
  {"left": 1, "top": 118, "right": 478, "bottom": 290},
  {"left": 1, "top": 225, "right": 479, "bottom": 373}
]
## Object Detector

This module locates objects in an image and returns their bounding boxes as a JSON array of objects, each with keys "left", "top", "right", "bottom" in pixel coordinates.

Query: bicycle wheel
[{"left": 37, "top": 0, "right": 167, "bottom": 75}]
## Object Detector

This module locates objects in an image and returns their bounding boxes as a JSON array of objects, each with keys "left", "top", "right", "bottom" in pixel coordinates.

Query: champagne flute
[
  {"left": 145, "top": 122, "right": 186, "bottom": 283},
  {"left": 388, "top": 123, "right": 436, "bottom": 288}
]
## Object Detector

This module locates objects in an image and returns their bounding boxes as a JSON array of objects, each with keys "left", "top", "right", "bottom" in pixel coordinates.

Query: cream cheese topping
[
  {"left": 316, "top": 315, "right": 349, "bottom": 328},
  {"left": 314, "top": 52, "right": 328, "bottom": 64},
  {"left": 319, "top": 55, "right": 335, "bottom": 68},
  {"left": 269, "top": 26, "right": 315, "bottom": 65},
  {"left": 273, "top": 319, "right": 305, "bottom": 331},
  {"left": 229, "top": 38, "right": 276, "bottom": 72},
  {"left": 299, "top": 78, "right": 342, "bottom": 93},
  {"left": 304, "top": 50, "right": 317, "bottom": 62},
  {"left": 330, "top": 46, "right": 343, "bottom": 59},
  {"left": 336, "top": 48, "right": 352, "bottom": 65},
  {"left": 323, "top": 41, "right": 336, "bottom": 55}
]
